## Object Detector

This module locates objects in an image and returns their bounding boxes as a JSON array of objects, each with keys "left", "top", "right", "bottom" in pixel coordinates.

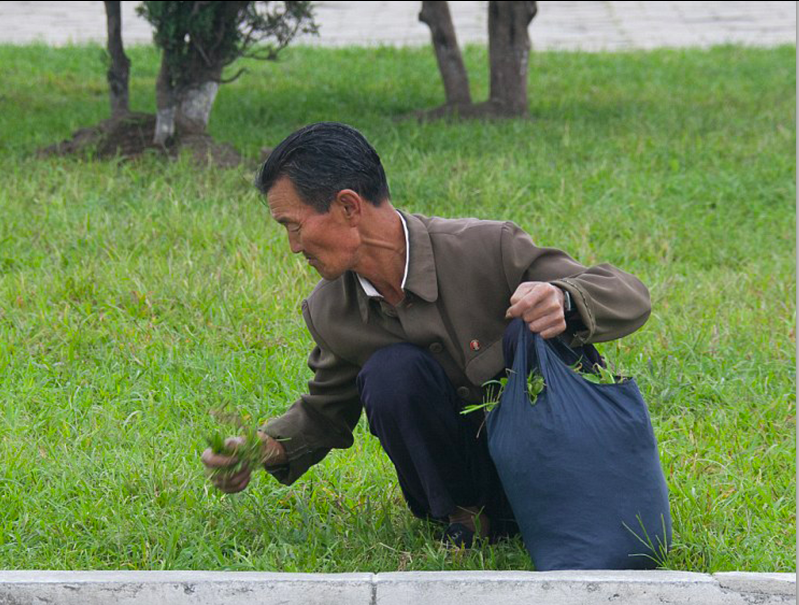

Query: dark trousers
[{"left": 356, "top": 342, "right": 517, "bottom": 535}]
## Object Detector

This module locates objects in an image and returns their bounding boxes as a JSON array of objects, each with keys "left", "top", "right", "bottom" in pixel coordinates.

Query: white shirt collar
[{"left": 356, "top": 211, "right": 409, "bottom": 299}]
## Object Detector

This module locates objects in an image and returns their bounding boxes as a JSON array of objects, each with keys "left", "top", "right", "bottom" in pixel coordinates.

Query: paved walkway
[
  {"left": 1, "top": 570, "right": 795, "bottom": 605},
  {"left": 0, "top": 1, "right": 795, "bottom": 49}
]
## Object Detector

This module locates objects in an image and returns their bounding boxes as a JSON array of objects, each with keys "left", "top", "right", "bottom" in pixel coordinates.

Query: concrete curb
[{"left": 0, "top": 570, "right": 794, "bottom": 604}]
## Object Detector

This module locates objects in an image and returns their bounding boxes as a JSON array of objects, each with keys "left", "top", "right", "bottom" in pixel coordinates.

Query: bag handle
[
  {"left": 509, "top": 322, "right": 579, "bottom": 393},
  {"left": 509, "top": 323, "right": 558, "bottom": 394}
]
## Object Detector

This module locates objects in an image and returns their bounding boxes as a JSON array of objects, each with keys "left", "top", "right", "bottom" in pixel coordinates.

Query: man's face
[{"left": 266, "top": 177, "right": 357, "bottom": 281}]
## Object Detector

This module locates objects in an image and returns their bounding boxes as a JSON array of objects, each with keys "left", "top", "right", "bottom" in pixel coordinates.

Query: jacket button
[
  {"left": 456, "top": 386, "right": 470, "bottom": 399},
  {"left": 429, "top": 342, "right": 443, "bottom": 354}
]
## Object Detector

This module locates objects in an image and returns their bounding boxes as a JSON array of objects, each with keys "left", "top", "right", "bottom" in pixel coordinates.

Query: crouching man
[{"left": 201, "top": 122, "right": 651, "bottom": 547}]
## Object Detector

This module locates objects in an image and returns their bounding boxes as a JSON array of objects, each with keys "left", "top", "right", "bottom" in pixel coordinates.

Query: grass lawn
[{"left": 0, "top": 42, "right": 794, "bottom": 572}]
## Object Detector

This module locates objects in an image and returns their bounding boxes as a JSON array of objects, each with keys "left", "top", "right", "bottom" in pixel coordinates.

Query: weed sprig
[
  {"left": 569, "top": 361, "right": 624, "bottom": 385},
  {"left": 462, "top": 370, "right": 545, "bottom": 415}
]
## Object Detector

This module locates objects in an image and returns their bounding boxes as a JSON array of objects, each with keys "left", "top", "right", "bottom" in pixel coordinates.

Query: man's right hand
[
  {"left": 201, "top": 431, "right": 288, "bottom": 494},
  {"left": 201, "top": 435, "right": 252, "bottom": 493}
]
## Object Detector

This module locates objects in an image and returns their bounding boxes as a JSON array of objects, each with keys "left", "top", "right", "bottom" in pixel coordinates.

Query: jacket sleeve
[
  {"left": 261, "top": 300, "right": 362, "bottom": 485},
  {"left": 500, "top": 221, "right": 651, "bottom": 346}
]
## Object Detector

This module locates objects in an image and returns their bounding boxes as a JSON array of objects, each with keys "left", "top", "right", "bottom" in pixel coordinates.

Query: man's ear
[{"left": 333, "top": 189, "right": 363, "bottom": 225}]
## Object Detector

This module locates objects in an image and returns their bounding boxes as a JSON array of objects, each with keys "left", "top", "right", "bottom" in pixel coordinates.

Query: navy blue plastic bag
[{"left": 486, "top": 320, "right": 672, "bottom": 570}]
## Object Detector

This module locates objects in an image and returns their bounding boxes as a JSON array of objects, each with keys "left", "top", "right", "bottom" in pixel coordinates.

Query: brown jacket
[{"left": 263, "top": 211, "right": 651, "bottom": 484}]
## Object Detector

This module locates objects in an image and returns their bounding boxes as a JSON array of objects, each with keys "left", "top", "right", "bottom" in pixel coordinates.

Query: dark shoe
[{"left": 442, "top": 522, "right": 475, "bottom": 549}]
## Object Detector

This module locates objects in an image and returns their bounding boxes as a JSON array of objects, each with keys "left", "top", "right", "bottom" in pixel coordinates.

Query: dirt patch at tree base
[{"left": 38, "top": 112, "right": 241, "bottom": 168}]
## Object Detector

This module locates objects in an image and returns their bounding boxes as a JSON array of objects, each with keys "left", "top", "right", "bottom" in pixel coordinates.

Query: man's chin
[
  {"left": 309, "top": 264, "right": 341, "bottom": 281},
  {"left": 317, "top": 270, "right": 345, "bottom": 281}
]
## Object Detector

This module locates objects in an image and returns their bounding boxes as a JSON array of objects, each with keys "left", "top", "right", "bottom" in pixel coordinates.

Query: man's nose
[{"left": 287, "top": 231, "right": 303, "bottom": 254}]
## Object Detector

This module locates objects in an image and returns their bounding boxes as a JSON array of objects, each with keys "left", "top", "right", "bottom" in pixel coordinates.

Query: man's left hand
[{"left": 505, "top": 282, "right": 567, "bottom": 339}]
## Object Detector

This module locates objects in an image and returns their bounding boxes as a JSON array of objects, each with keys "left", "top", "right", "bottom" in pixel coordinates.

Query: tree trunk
[
  {"left": 487, "top": 1, "right": 537, "bottom": 116},
  {"left": 419, "top": 1, "right": 471, "bottom": 107},
  {"left": 155, "top": 53, "right": 223, "bottom": 145},
  {"left": 104, "top": 0, "right": 130, "bottom": 117},
  {"left": 154, "top": 53, "right": 177, "bottom": 146},
  {"left": 176, "top": 76, "right": 221, "bottom": 136}
]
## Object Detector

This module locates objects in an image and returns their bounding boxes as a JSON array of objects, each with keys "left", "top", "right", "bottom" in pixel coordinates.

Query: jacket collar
[
  {"left": 401, "top": 210, "right": 439, "bottom": 303},
  {"left": 355, "top": 209, "right": 439, "bottom": 323}
]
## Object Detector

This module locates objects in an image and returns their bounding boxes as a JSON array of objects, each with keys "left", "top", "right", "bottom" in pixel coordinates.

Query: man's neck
[{"left": 353, "top": 206, "right": 407, "bottom": 305}]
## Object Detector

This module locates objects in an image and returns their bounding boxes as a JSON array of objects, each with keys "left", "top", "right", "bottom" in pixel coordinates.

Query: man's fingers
[
  {"left": 506, "top": 286, "right": 547, "bottom": 318},
  {"left": 508, "top": 291, "right": 556, "bottom": 322},
  {"left": 217, "top": 469, "right": 251, "bottom": 493},
  {"left": 523, "top": 297, "right": 566, "bottom": 336},
  {"left": 201, "top": 435, "right": 247, "bottom": 469},
  {"left": 508, "top": 283, "right": 535, "bottom": 306},
  {"left": 216, "top": 466, "right": 250, "bottom": 485},
  {"left": 202, "top": 435, "right": 253, "bottom": 494},
  {"left": 208, "top": 464, "right": 251, "bottom": 489},
  {"left": 527, "top": 316, "right": 567, "bottom": 339},
  {"left": 201, "top": 447, "right": 240, "bottom": 469},
  {"left": 520, "top": 295, "right": 562, "bottom": 323},
  {"left": 220, "top": 478, "right": 250, "bottom": 494},
  {"left": 224, "top": 436, "right": 245, "bottom": 452}
]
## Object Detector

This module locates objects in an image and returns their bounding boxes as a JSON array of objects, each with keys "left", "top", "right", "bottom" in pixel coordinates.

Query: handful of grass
[
  {"left": 205, "top": 409, "right": 269, "bottom": 478},
  {"left": 461, "top": 370, "right": 545, "bottom": 415}
]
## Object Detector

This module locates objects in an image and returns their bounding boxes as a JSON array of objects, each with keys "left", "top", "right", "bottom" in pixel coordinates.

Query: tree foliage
[
  {"left": 135, "top": 1, "right": 317, "bottom": 146},
  {"left": 137, "top": 1, "right": 317, "bottom": 87}
]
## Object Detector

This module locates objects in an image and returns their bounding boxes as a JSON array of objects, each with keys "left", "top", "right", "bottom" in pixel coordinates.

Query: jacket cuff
[
  {"left": 551, "top": 278, "right": 595, "bottom": 346},
  {"left": 260, "top": 418, "right": 329, "bottom": 486}
]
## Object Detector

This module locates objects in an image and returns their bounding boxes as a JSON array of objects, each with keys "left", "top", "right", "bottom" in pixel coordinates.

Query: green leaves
[
  {"left": 462, "top": 370, "right": 545, "bottom": 416},
  {"left": 526, "top": 372, "right": 545, "bottom": 402},
  {"left": 462, "top": 359, "right": 620, "bottom": 417},
  {"left": 136, "top": 1, "right": 318, "bottom": 86},
  {"left": 569, "top": 361, "right": 623, "bottom": 385}
]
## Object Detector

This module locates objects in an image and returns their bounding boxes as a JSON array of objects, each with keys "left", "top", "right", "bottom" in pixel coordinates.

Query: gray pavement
[
  {"left": 0, "top": 1, "right": 795, "bottom": 49},
  {"left": 0, "top": 570, "right": 795, "bottom": 604}
]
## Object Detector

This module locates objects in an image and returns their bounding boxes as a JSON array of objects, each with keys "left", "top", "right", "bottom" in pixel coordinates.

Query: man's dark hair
[{"left": 255, "top": 122, "right": 390, "bottom": 213}]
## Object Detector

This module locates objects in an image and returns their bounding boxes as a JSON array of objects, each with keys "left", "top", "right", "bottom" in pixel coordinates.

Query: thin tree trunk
[
  {"left": 104, "top": 0, "right": 130, "bottom": 117},
  {"left": 419, "top": 1, "right": 472, "bottom": 107},
  {"left": 154, "top": 53, "right": 176, "bottom": 146},
  {"left": 487, "top": 1, "right": 537, "bottom": 116}
]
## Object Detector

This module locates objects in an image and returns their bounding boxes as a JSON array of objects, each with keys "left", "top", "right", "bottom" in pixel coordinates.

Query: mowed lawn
[{"left": 0, "top": 43, "right": 794, "bottom": 572}]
